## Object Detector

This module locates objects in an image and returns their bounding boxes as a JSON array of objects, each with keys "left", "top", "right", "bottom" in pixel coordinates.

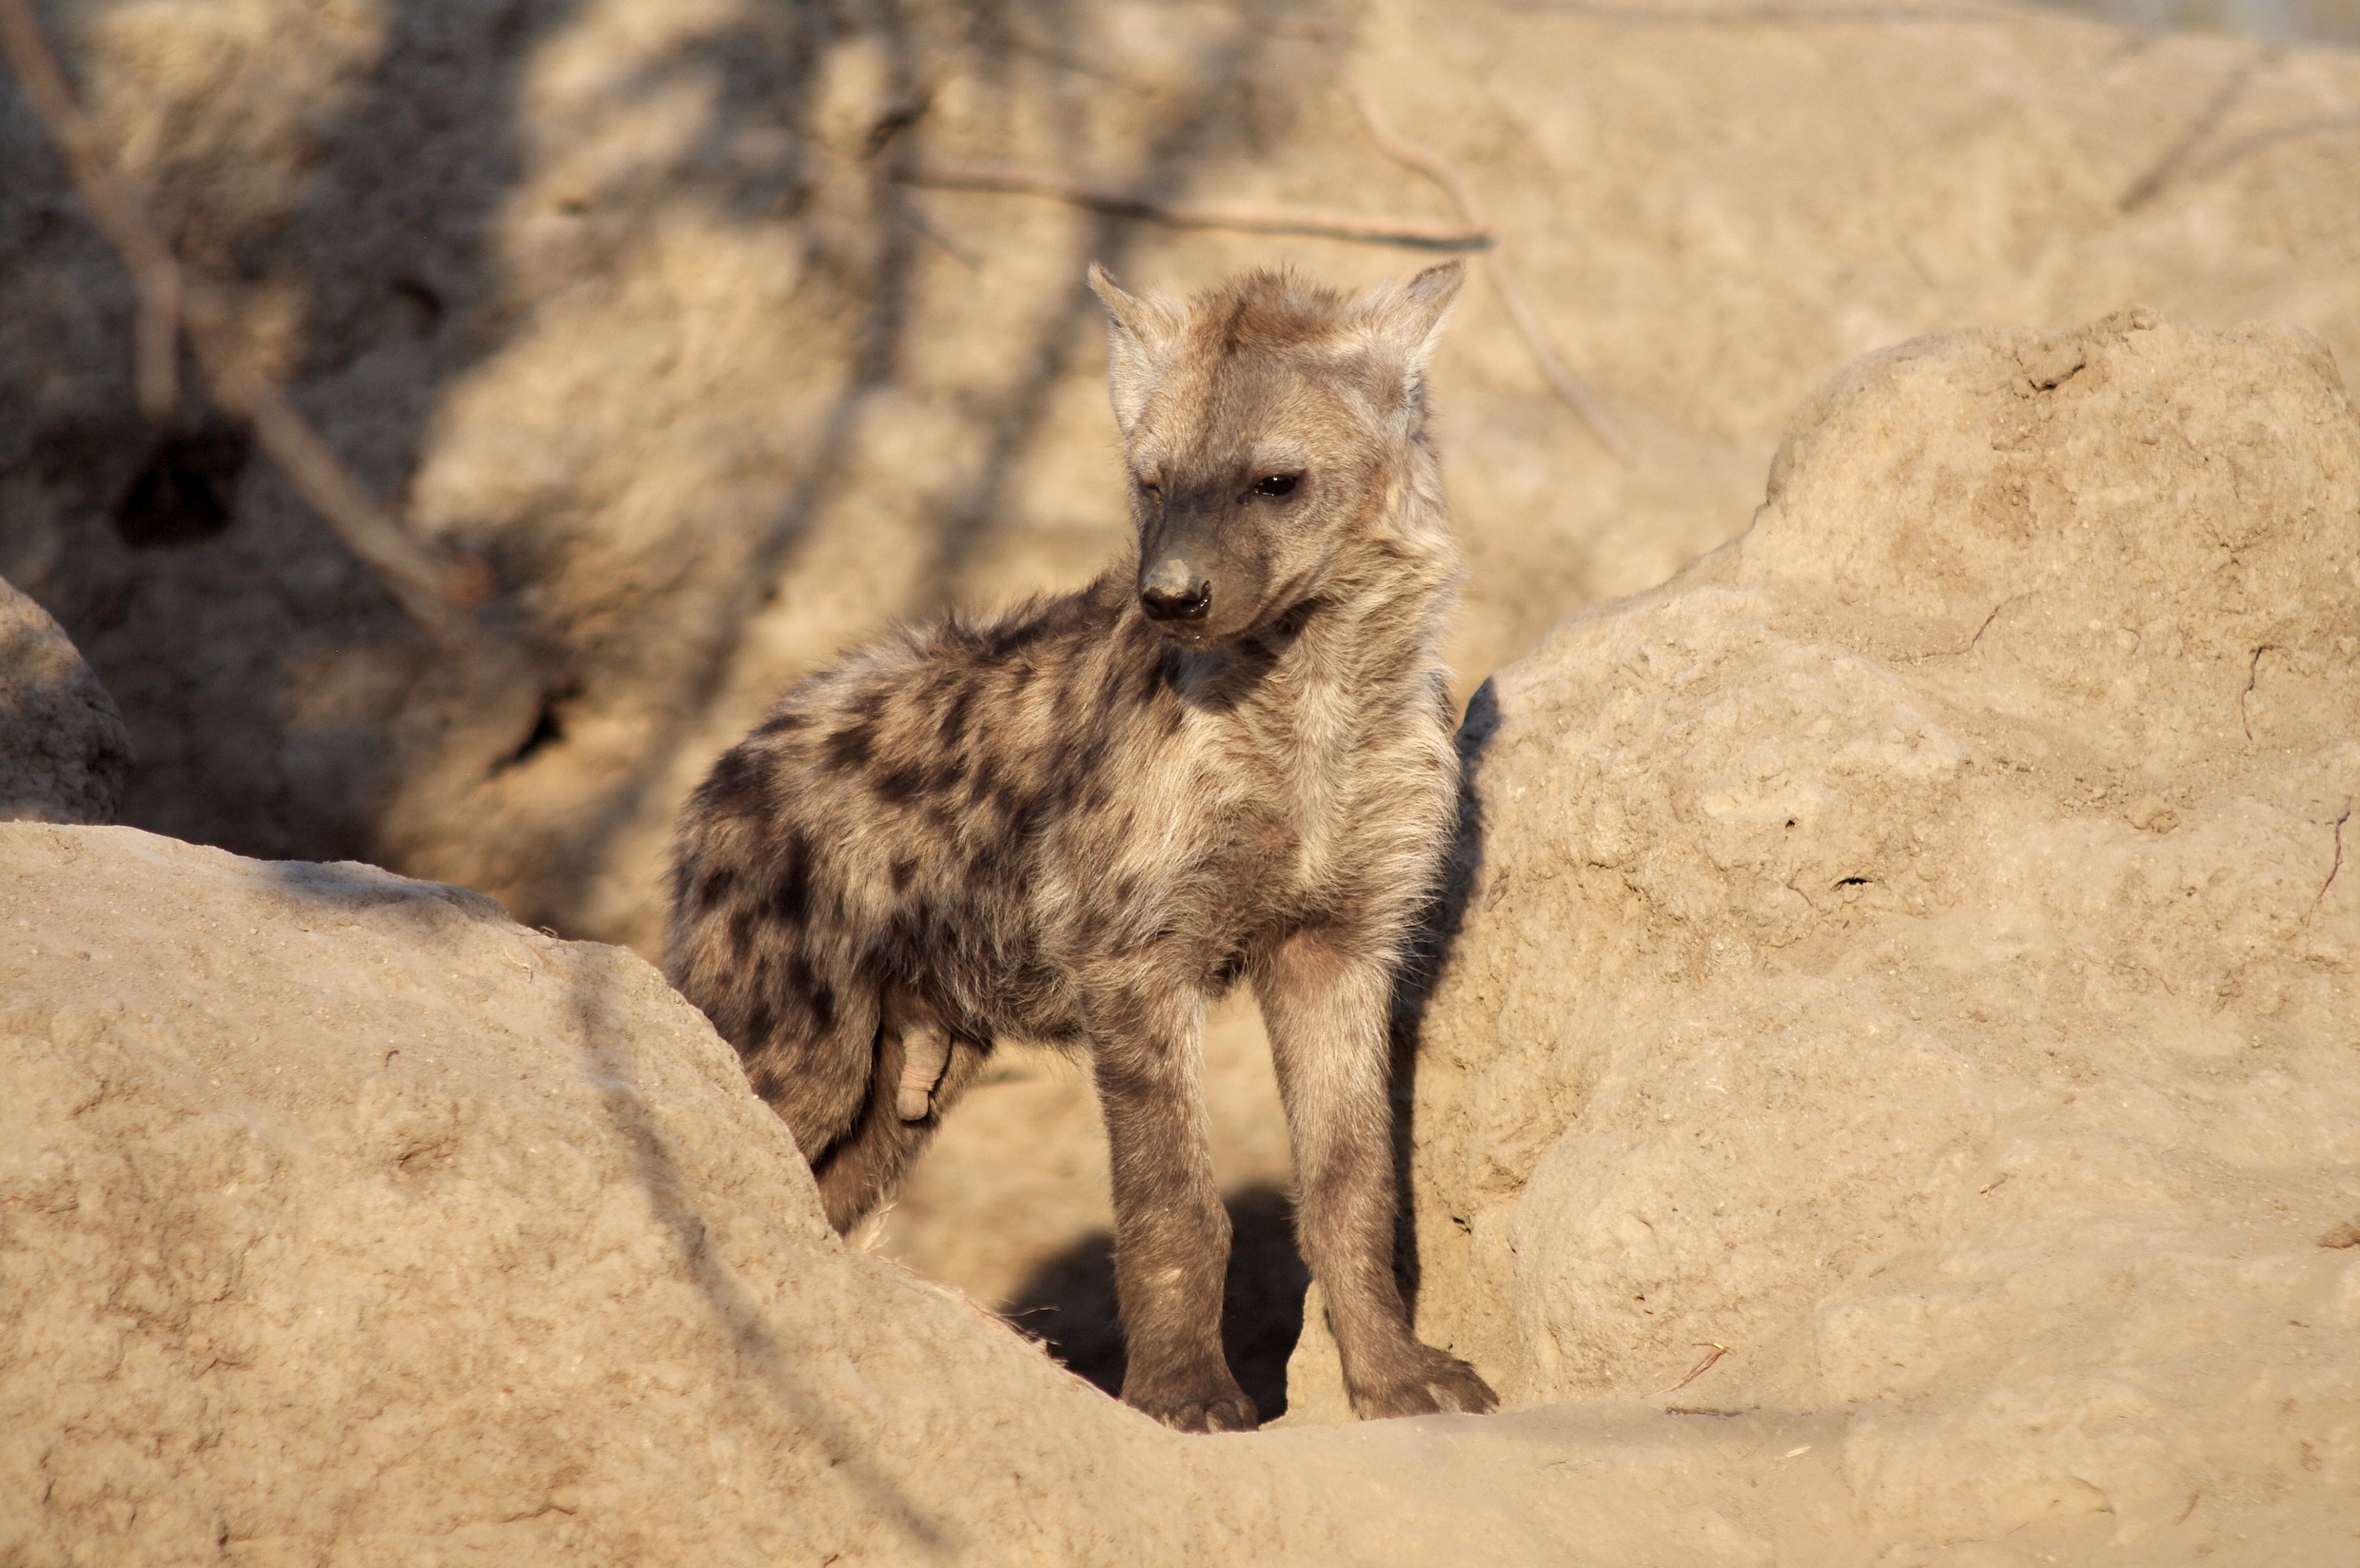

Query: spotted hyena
[{"left": 666, "top": 259, "right": 1495, "bottom": 1431}]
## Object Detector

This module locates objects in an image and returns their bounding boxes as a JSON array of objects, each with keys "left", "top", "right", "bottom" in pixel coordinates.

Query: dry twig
[
  {"left": 1655, "top": 1342, "right": 1733, "bottom": 1395},
  {"left": 1348, "top": 85, "right": 1632, "bottom": 467},
  {"left": 894, "top": 159, "right": 1494, "bottom": 250},
  {"left": 0, "top": 0, "right": 488, "bottom": 639}
]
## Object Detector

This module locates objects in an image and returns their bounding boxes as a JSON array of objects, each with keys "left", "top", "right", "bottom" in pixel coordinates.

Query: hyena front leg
[
  {"left": 1089, "top": 986, "right": 1258, "bottom": 1433},
  {"left": 1254, "top": 927, "right": 1497, "bottom": 1421}
]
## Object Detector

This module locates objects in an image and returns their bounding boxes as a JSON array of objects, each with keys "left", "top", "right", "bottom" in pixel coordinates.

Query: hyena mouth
[
  {"left": 1141, "top": 581, "right": 1211, "bottom": 622},
  {"left": 1138, "top": 559, "right": 1213, "bottom": 625}
]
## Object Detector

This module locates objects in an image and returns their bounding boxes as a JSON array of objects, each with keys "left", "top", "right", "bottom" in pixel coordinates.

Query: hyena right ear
[
  {"left": 1088, "top": 264, "right": 1184, "bottom": 438},
  {"left": 1349, "top": 258, "right": 1467, "bottom": 422}
]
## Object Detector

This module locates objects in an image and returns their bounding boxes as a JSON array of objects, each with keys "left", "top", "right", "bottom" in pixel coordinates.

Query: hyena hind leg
[
  {"left": 896, "top": 1021, "right": 953, "bottom": 1121},
  {"left": 815, "top": 1025, "right": 986, "bottom": 1236}
]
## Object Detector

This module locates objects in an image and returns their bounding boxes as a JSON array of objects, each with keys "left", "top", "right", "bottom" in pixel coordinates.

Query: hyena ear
[
  {"left": 1350, "top": 258, "right": 1467, "bottom": 417},
  {"left": 1088, "top": 263, "right": 1184, "bottom": 437}
]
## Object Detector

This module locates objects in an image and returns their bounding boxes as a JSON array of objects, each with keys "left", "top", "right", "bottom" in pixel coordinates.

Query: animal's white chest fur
[
  {"left": 1272, "top": 676, "right": 1361, "bottom": 885},
  {"left": 1244, "top": 663, "right": 1446, "bottom": 909}
]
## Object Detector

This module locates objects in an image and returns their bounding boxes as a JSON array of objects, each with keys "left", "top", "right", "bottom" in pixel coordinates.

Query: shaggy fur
[{"left": 667, "top": 260, "right": 1496, "bottom": 1431}]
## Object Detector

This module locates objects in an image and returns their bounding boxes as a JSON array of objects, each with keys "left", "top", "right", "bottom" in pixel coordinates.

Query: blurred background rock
[{"left": 4, "top": 0, "right": 2354, "bottom": 1415}]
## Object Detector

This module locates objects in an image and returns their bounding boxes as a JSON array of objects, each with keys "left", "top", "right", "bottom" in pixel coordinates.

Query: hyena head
[{"left": 1086, "top": 260, "right": 1465, "bottom": 647}]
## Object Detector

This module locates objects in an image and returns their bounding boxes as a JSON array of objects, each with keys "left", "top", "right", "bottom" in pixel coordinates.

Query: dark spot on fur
[
  {"left": 876, "top": 765, "right": 928, "bottom": 804},
  {"left": 726, "top": 906, "right": 758, "bottom": 959},
  {"left": 754, "top": 709, "right": 804, "bottom": 736},
  {"left": 824, "top": 722, "right": 875, "bottom": 772},
  {"left": 938, "top": 687, "right": 974, "bottom": 746},
  {"left": 1216, "top": 291, "right": 1254, "bottom": 359},
  {"left": 698, "top": 746, "right": 769, "bottom": 820},
  {"left": 768, "top": 835, "right": 812, "bottom": 925},
  {"left": 740, "top": 996, "right": 777, "bottom": 1053},
  {"left": 693, "top": 865, "right": 738, "bottom": 912},
  {"left": 989, "top": 615, "right": 1050, "bottom": 657},
  {"left": 890, "top": 856, "right": 915, "bottom": 892}
]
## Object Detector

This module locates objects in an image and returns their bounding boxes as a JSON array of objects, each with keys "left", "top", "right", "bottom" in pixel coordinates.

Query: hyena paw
[
  {"left": 1125, "top": 1383, "right": 1261, "bottom": 1434},
  {"left": 1347, "top": 1344, "right": 1498, "bottom": 1421}
]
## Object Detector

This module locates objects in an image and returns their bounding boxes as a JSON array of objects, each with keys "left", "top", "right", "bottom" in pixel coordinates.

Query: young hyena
[{"left": 666, "top": 259, "right": 1496, "bottom": 1432}]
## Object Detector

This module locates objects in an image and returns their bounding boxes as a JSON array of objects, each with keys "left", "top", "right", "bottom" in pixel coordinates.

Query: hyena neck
[{"left": 1260, "top": 439, "right": 1459, "bottom": 707}]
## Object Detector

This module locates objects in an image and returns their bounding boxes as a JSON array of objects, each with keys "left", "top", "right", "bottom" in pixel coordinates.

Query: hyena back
[{"left": 667, "top": 259, "right": 1496, "bottom": 1432}]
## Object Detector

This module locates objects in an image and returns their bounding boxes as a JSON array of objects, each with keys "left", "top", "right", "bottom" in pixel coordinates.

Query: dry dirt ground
[{"left": 2, "top": 0, "right": 2357, "bottom": 1470}]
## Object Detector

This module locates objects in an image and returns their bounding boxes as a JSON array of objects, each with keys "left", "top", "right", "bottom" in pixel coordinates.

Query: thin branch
[
  {"left": 2117, "top": 49, "right": 2274, "bottom": 214},
  {"left": 0, "top": 0, "right": 175, "bottom": 415},
  {"left": 2321, "top": 798, "right": 2350, "bottom": 906},
  {"left": 1905, "top": 596, "right": 2012, "bottom": 663},
  {"left": 0, "top": 0, "right": 488, "bottom": 639},
  {"left": 1349, "top": 85, "right": 1632, "bottom": 467},
  {"left": 1654, "top": 1341, "right": 1732, "bottom": 1395},
  {"left": 894, "top": 160, "right": 1494, "bottom": 250}
]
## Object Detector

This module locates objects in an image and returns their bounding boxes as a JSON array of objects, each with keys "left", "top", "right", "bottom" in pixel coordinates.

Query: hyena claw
[
  {"left": 1347, "top": 1346, "right": 1499, "bottom": 1421},
  {"left": 1131, "top": 1388, "right": 1262, "bottom": 1435}
]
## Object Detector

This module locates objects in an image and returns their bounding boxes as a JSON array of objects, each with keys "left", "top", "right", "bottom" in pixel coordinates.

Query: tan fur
[{"left": 666, "top": 261, "right": 1496, "bottom": 1430}]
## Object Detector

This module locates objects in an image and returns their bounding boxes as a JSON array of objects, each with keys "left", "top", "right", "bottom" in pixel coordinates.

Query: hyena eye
[{"left": 1249, "top": 474, "right": 1299, "bottom": 500}]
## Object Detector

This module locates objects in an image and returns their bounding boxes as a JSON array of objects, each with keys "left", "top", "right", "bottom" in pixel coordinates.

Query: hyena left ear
[
  {"left": 1353, "top": 258, "right": 1466, "bottom": 415},
  {"left": 1088, "top": 264, "right": 1185, "bottom": 438}
]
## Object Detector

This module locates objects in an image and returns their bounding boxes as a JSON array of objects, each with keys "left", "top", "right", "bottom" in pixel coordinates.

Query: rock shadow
[
  {"left": 4, "top": 0, "right": 1326, "bottom": 944},
  {"left": 1003, "top": 1181, "right": 1308, "bottom": 1422},
  {"left": 1384, "top": 675, "right": 1501, "bottom": 1324}
]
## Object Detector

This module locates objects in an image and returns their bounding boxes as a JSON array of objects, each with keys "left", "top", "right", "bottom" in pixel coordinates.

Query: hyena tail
[{"left": 738, "top": 995, "right": 878, "bottom": 1201}]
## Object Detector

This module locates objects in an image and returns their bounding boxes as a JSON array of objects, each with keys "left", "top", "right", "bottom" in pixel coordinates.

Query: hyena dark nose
[{"left": 1139, "top": 559, "right": 1212, "bottom": 622}]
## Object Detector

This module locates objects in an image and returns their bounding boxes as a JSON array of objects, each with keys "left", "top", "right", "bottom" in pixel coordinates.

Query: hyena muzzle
[{"left": 667, "top": 259, "right": 1497, "bottom": 1432}]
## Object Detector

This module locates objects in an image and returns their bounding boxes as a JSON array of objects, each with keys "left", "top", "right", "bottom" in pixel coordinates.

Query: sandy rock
[
  {"left": 0, "top": 824, "right": 1257, "bottom": 1566},
  {"left": 1346, "top": 315, "right": 2360, "bottom": 1557},
  {"left": 0, "top": 820, "right": 1969, "bottom": 1568},
  {"left": 0, "top": 575, "right": 130, "bottom": 824}
]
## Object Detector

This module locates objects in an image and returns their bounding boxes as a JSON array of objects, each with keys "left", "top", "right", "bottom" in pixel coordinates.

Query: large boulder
[
  {"left": 2, "top": 820, "right": 2002, "bottom": 1568},
  {"left": 0, "top": 575, "right": 130, "bottom": 824},
  {"left": 1350, "top": 315, "right": 2360, "bottom": 1555},
  {"left": 0, "top": 824, "right": 1238, "bottom": 1565}
]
